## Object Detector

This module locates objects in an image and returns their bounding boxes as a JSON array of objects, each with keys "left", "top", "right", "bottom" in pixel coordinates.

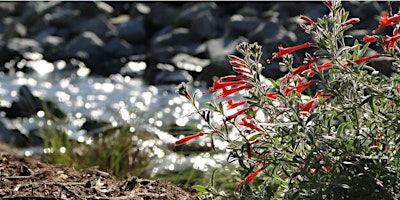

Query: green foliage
[{"left": 40, "top": 122, "right": 150, "bottom": 179}]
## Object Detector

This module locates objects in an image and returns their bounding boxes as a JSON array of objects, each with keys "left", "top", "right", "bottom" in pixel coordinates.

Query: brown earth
[{"left": 0, "top": 143, "right": 201, "bottom": 200}]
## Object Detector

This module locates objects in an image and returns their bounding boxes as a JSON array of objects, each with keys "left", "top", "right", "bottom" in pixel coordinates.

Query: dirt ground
[{"left": 0, "top": 143, "right": 201, "bottom": 200}]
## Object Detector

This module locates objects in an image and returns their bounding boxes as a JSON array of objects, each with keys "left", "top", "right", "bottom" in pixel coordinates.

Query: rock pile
[{"left": 0, "top": 2, "right": 386, "bottom": 86}]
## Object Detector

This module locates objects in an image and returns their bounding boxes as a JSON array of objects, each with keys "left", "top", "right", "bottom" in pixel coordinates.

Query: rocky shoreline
[{"left": 0, "top": 2, "right": 386, "bottom": 85}]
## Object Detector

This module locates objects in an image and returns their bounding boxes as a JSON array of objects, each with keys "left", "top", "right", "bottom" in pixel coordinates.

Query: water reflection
[{"left": 0, "top": 61, "right": 227, "bottom": 178}]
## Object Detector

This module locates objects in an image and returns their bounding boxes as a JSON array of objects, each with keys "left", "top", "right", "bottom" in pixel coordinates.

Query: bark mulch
[{"left": 0, "top": 143, "right": 201, "bottom": 200}]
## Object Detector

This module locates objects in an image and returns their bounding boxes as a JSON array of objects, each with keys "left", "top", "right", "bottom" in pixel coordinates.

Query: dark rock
[
  {"left": 151, "top": 27, "right": 200, "bottom": 48},
  {"left": 196, "top": 64, "right": 233, "bottom": 87},
  {"left": 171, "top": 53, "right": 210, "bottom": 73},
  {"left": 177, "top": 2, "right": 218, "bottom": 27},
  {"left": 149, "top": 27, "right": 202, "bottom": 65},
  {"left": 227, "top": 15, "right": 262, "bottom": 37},
  {"left": 247, "top": 21, "right": 284, "bottom": 44},
  {"left": 2, "top": 18, "right": 27, "bottom": 39},
  {"left": 154, "top": 70, "right": 193, "bottom": 85},
  {"left": 73, "top": 16, "right": 117, "bottom": 39},
  {"left": 274, "top": 2, "right": 308, "bottom": 19},
  {"left": 104, "top": 37, "right": 134, "bottom": 57},
  {"left": 150, "top": 44, "right": 202, "bottom": 64},
  {"left": 65, "top": 31, "right": 104, "bottom": 62},
  {"left": 196, "top": 37, "right": 247, "bottom": 85},
  {"left": 189, "top": 10, "right": 220, "bottom": 40},
  {"left": 33, "top": 27, "right": 57, "bottom": 43},
  {"left": 81, "top": 119, "right": 113, "bottom": 137},
  {"left": 6, "top": 38, "right": 42, "bottom": 55},
  {"left": 0, "top": 85, "right": 66, "bottom": 119},
  {"left": 0, "top": 2, "right": 17, "bottom": 17},
  {"left": 44, "top": 8, "right": 81, "bottom": 28},
  {"left": 95, "top": 58, "right": 126, "bottom": 76},
  {"left": 0, "top": 121, "right": 32, "bottom": 148},
  {"left": 129, "top": 2, "right": 151, "bottom": 17},
  {"left": 40, "top": 35, "right": 64, "bottom": 50},
  {"left": 76, "top": 2, "right": 114, "bottom": 17},
  {"left": 301, "top": 2, "right": 328, "bottom": 21},
  {"left": 117, "top": 19, "right": 147, "bottom": 44},
  {"left": 19, "top": 2, "right": 61, "bottom": 26},
  {"left": 145, "top": 3, "right": 178, "bottom": 28},
  {"left": 39, "top": 36, "right": 66, "bottom": 62},
  {"left": 2, "top": 38, "right": 43, "bottom": 63},
  {"left": 205, "top": 36, "right": 246, "bottom": 67},
  {"left": 261, "top": 61, "right": 286, "bottom": 80}
]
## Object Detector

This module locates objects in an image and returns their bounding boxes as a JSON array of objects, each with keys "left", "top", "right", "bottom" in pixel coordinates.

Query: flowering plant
[{"left": 176, "top": 1, "right": 400, "bottom": 199}]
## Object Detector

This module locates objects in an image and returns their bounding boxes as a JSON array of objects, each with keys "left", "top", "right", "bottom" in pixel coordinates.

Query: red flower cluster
[
  {"left": 208, "top": 75, "right": 252, "bottom": 98},
  {"left": 281, "top": 80, "right": 316, "bottom": 96},
  {"left": 362, "top": 12, "right": 400, "bottom": 53},
  {"left": 302, "top": 63, "right": 332, "bottom": 77},
  {"left": 373, "top": 13, "right": 400, "bottom": 33}
]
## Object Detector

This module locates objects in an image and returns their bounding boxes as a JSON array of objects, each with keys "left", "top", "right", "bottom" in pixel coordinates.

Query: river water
[{"left": 0, "top": 60, "right": 228, "bottom": 177}]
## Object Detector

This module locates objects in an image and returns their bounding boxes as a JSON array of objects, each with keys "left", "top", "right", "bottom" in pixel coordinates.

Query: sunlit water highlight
[{"left": 0, "top": 61, "right": 229, "bottom": 177}]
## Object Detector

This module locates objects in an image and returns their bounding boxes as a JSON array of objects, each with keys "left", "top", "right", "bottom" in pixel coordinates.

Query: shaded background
[{"left": 0, "top": 2, "right": 390, "bottom": 85}]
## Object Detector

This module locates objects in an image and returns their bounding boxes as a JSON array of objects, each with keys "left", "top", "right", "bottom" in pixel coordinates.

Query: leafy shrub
[{"left": 175, "top": 1, "right": 400, "bottom": 199}]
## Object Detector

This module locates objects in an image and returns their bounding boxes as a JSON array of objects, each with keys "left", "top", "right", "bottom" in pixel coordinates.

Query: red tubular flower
[
  {"left": 292, "top": 58, "right": 319, "bottom": 76},
  {"left": 353, "top": 54, "right": 380, "bottom": 65},
  {"left": 233, "top": 67, "right": 252, "bottom": 75},
  {"left": 302, "top": 63, "right": 332, "bottom": 77},
  {"left": 384, "top": 34, "right": 400, "bottom": 51},
  {"left": 229, "top": 60, "right": 247, "bottom": 68},
  {"left": 361, "top": 35, "right": 377, "bottom": 43},
  {"left": 220, "top": 85, "right": 252, "bottom": 98},
  {"left": 266, "top": 91, "right": 278, "bottom": 100},
  {"left": 267, "top": 42, "right": 311, "bottom": 63},
  {"left": 317, "top": 63, "right": 332, "bottom": 70},
  {"left": 225, "top": 107, "right": 251, "bottom": 121},
  {"left": 299, "top": 90, "right": 331, "bottom": 116},
  {"left": 282, "top": 80, "right": 316, "bottom": 96},
  {"left": 300, "top": 15, "right": 317, "bottom": 27},
  {"left": 302, "top": 69, "right": 316, "bottom": 77},
  {"left": 294, "top": 80, "right": 316, "bottom": 93},
  {"left": 227, "top": 99, "right": 246, "bottom": 109},
  {"left": 380, "top": 14, "right": 400, "bottom": 26},
  {"left": 322, "top": 0, "right": 332, "bottom": 11},
  {"left": 228, "top": 55, "right": 245, "bottom": 62},
  {"left": 299, "top": 99, "right": 317, "bottom": 114},
  {"left": 279, "top": 74, "right": 292, "bottom": 83},
  {"left": 220, "top": 74, "right": 248, "bottom": 81},
  {"left": 313, "top": 90, "right": 331, "bottom": 102},
  {"left": 341, "top": 18, "right": 360, "bottom": 27},
  {"left": 174, "top": 132, "right": 204, "bottom": 146},
  {"left": 209, "top": 79, "right": 246, "bottom": 92},
  {"left": 380, "top": 13, "right": 390, "bottom": 26},
  {"left": 244, "top": 166, "right": 263, "bottom": 183},
  {"left": 238, "top": 117, "right": 264, "bottom": 132}
]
